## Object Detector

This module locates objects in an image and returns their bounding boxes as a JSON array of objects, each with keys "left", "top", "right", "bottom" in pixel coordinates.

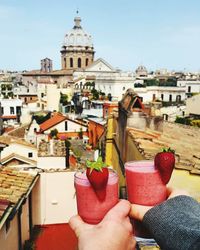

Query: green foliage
[
  {"left": 191, "top": 120, "right": 200, "bottom": 127},
  {"left": 175, "top": 116, "right": 191, "bottom": 125},
  {"left": 91, "top": 88, "right": 99, "bottom": 100},
  {"left": 50, "top": 129, "right": 58, "bottom": 138},
  {"left": 73, "top": 148, "right": 83, "bottom": 162},
  {"left": 8, "top": 92, "right": 13, "bottom": 98},
  {"left": 134, "top": 83, "right": 145, "bottom": 88},
  {"left": 144, "top": 78, "right": 177, "bottom": 87},
  {"left": 33, "top": 113, "right": 51, "bottom": 124},
  {"left": 144, "top": 79, "right": 159, "bottom": 86},
  {"left": 85, "top": 81, "right": 95, "bottom": 87},
  {"left": 65, "top": 139, "right": 71, "bottom": 148},
  {"left": 1, "top": 84, "right": 6, "bottom": 91},
  {"left": 162, "top": 101, "right": 185, "bottom": 107},
  {"left": 107, "top": 93, "right": 112, "bottom": 100},
  {"left": 7, "top": 84, "right": 12, "bottom": 90},
  {"left": 60, "top": 92, "right": 68, "bottom": 106},
  {"left": 99, "top": 91, "right": 105, "bottom": 96}
]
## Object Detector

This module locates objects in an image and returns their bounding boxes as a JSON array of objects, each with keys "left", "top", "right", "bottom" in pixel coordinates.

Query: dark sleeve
[{"left": 143, "top": 195, "right": 200, "bottom": 250}]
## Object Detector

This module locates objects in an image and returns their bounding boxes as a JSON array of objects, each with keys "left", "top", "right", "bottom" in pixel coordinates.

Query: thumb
[
  {"left": 103, "top": 200, "right": 131, "bottom": 221},
  {"left": 69, "top": 215, "right": 85, "bottom": 237}
]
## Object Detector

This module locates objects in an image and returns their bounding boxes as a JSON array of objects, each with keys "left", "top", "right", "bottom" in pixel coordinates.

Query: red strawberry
[
  {"left": 154, "top": 148, "right": 175, "bottom": 184},
  {"left": 86, "top": 157, "right": 108, "bottom": 201}
]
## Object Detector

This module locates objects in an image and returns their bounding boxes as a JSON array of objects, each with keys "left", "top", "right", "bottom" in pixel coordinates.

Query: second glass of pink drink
[
  {"left": 75, "top": 169, "right": 119, "bottom": 224},
  {"left": 125, "top": 160, "right": 167, "bottom": 237}
]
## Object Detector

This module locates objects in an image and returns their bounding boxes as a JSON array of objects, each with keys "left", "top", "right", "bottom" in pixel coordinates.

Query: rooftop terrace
[{"left": 128, "top": 122, "right": 200, "bottom": 174}]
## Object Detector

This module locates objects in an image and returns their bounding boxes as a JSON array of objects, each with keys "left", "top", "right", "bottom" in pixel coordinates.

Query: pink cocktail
[
  {"left": 125, "top": 160, "right": 167, "bottom": 206},
  {"left": 75, "top": 169, "right": 119, "bottom": 224},
  {"left": 125, "top": 160, "right": 167, "bottom": 237}
]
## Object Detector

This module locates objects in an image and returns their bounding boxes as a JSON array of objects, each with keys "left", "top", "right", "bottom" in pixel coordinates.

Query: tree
[
  {"left": 175, "top": 116, "right": 191, "bottom": 125},
  {"left": 33, "top": 112, "right": 51, "bottom": 124},
  {"left": 50, "top": 129, "right": 58, "bottom": 139},
  {"left": 60, "top": 92, "right": 68, "bottom": 106},
  {"left": 91, "top": 88, "right": 99, "bottom": 100}
]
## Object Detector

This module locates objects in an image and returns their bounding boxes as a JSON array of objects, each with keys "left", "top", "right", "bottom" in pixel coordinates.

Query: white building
[
  {"left": 0, "top": 139, "right": 37, "bottom": 166},
  {"left": 186, "top": 94, "right": 200, "bottom": 116},
  {"left": 73, "top": 58, "right": 135, "bottom": 101},
  {"left": 0, "top": 99, "right": 22, "bottom": 124},
  {"left": 134, "top": 86, "right": 185, "bottom": 103},
  {"left": 177, "top": 80, "right": 200, "bottom": 96}
]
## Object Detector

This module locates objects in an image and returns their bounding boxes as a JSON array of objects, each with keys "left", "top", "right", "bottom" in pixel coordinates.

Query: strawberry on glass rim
[
  {"left": 154, "top": 147, "right": 175, "bottom": 184},
  {"left": 86, "top": 156, "right": 109, "bottom": 201}
]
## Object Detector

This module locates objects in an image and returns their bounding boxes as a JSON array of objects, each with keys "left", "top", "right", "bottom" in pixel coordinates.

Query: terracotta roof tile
[
  {"left": 0, "top": 166, "right": 38, "bottom": 227},
  {"left": 128, "top": 122, "right": 200, "bottom": 174},
  {"left": 40, "top": 113, "right": 67, "bottom": 132}
]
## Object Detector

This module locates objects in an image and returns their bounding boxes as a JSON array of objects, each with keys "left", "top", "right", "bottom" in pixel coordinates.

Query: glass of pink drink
[
  {"left": 125, "top": 160, "right": 167, "bottom": 237},
  {"left": 75, "top": 169, "right": 119, "bottom": 224}
]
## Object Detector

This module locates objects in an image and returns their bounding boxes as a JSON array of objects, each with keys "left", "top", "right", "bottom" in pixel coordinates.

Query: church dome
[
  {"left": 63, "top": 16, "right": 93, "bottom": 48},
  {"left": 135, "top": 65, "right": 148, "bottom": 76}
]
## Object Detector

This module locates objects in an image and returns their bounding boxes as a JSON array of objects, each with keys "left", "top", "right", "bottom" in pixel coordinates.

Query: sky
[{"left": 0, "top": 0, "right": 200, "bottom": 72}]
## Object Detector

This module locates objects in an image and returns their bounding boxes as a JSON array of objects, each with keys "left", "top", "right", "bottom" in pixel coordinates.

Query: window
[
  {"left": 163, "top": 114, "right": 168, "bottom": 121},
  {"left": 86, "top": 58, "right": 89, "bottom": 66},
  {"left": 105, "top": 108, "right": 108, "bottom": 116},
  {"left": 161, "top": 94, "right": 164, "bottom": 101},
  {"left": 64, "top": 58, "right": 67, "bottom": 68},
  {"left": 78, "top": 58, "right": 81, "bottom": 68},
  {"left": 41, "top": 93, "right": 44, "bottom": 98},
  {"left": 1, "top": 107, "right": 4, "bottom": 115},
  {"left": 176, "top": 95, "right": 181, "bottom": 102},
  {"left": 28, "top": 152, "right": 33, "bottom": 158},
  {"left": 65, "top": 121, "right": 68, "bottom": 131},
  {"left": 10, "top": 107, "right": 14, "bottom": 114},
  {"left": 70, "top": 58, "right": 73, "bottom": 68},
  {"left": 169, "top": 94, "right": 172, "bottom": 102},
  {"left": 188, "top": 86, "right": 191, "bottom": 93}
]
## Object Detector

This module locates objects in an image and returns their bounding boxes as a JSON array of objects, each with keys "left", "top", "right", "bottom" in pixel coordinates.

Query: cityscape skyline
[{"left": 1, "top": 0, "right": 200, "bottom": 72}]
